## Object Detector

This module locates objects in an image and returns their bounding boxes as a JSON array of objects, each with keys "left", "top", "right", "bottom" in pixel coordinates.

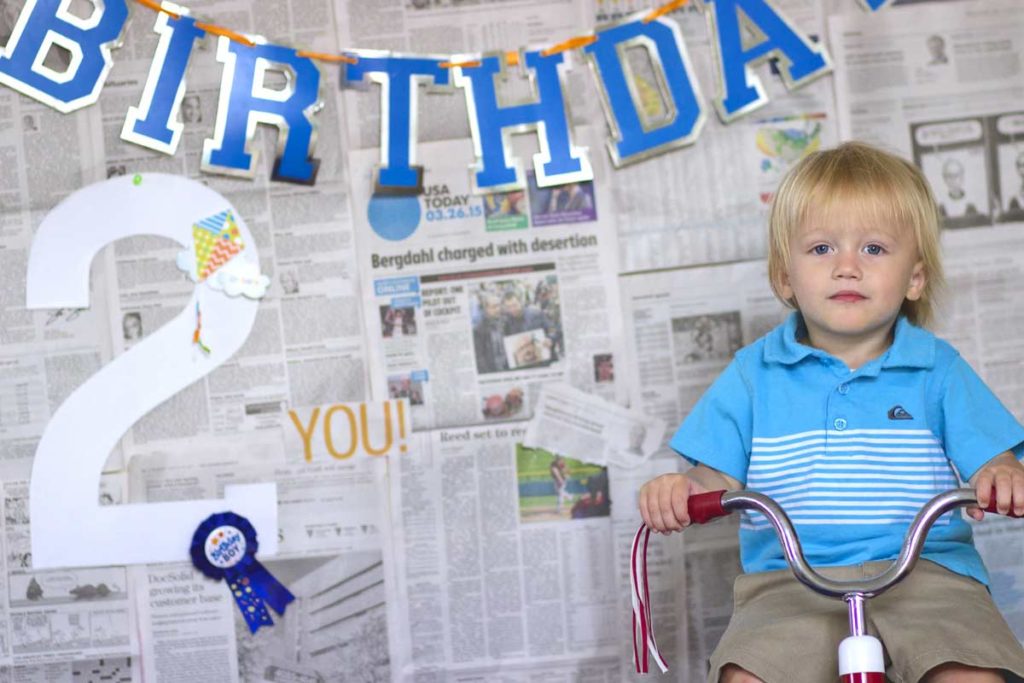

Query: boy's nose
[{"left": 833, "top": 253, "right": 862, "bottom": 278}]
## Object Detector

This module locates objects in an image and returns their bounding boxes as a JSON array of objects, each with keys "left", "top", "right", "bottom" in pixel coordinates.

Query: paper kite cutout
[{"left": 193, "top": 210, "right": 244, "bottom": 281}]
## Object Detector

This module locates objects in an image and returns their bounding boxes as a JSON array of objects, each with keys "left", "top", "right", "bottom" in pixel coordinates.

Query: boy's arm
[
  {"left": 966, "top": 450, "right": 1024, "bottom": 520},
  {"left": 689, "top": 464, "right": 742, "bottom": 492},
  {"left": 639, "top": 465, "right": 742, "bottom": 533}
]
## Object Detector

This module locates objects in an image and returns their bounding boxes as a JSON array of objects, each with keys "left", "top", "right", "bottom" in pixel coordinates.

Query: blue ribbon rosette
[{"left": 190, "top": 512, "right": 294, "bottom": 633}]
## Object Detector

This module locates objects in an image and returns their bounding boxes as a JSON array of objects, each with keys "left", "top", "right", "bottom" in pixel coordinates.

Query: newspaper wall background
[
  {"left": 0, "top": 0, "right": 1023, "bottom": 681},
  {"left": 350, "top": 132, "right": 626, "bottom": 431}
]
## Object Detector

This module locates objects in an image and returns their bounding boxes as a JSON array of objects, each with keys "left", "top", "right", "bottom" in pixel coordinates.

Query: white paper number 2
[{"left": 26, "top": 174, "right": 278, "bottom": 569}]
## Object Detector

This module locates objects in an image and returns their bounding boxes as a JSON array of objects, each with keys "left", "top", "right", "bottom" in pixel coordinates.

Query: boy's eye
[
  {"left": 863, "top": 244, "right": 884, "bottom": 255},
  {"left": 812, "top": 244, "right": 831, "bottom": 255}
]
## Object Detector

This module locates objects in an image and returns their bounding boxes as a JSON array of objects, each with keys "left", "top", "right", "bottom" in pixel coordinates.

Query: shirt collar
[
  {"left": 763, "top": 312, "right": 935, "bottom": 370},
  {"left": 882, "top": 315, "right": 935, "bottom": 369}
]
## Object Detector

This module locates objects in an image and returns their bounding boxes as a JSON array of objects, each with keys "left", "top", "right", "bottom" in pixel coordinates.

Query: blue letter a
[{"left": 703, "top": 0, "right": 831, "bottom": 121}]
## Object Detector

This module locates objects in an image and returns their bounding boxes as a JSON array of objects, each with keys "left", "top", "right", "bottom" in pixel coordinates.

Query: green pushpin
[{"left": 132, "top": 173, "right": 143, "bottom": 186}]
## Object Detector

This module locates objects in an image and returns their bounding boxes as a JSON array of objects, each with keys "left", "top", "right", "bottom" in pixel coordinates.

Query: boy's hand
[
  {"left": 968, "top": 450, "right": 1024, "bottom": 520},
  {"left": 639, "top": 473, "right": 709, "bottom": 533}
]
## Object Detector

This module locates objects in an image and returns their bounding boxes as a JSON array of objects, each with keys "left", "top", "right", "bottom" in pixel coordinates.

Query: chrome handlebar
[{"left": 716, "top": 488, "right": 982, "bottom": 599}]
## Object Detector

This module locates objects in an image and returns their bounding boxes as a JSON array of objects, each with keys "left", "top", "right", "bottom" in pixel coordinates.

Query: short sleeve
[
  {"left": 668, "top": 359, "right": 753, "bottom": 485},
  {"left": 940, "top": 356, "right": 1024, "bottom": 481}
]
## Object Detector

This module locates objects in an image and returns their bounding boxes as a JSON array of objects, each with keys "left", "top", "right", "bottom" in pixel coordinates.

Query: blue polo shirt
[{"left": 670, "top": 313, "right": 1024, "bottom": 585}]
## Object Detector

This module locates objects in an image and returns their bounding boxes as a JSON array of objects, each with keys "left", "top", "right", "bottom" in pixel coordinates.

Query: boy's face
[{"left": 780, "top": 208, "right": 926, "bottom": 350}]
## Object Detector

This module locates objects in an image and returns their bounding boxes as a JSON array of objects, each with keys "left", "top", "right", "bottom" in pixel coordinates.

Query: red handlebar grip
[
  {"left": 982, "top": 487, "right": 1024, "bottom": 518},
  {"left": 688, "top": 490, "right": 729, "bottom": 524}
]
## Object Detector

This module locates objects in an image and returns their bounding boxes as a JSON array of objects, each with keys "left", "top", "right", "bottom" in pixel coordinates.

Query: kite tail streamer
[{"left": 193, "top": 301, "right": 211, "bottom": 354}]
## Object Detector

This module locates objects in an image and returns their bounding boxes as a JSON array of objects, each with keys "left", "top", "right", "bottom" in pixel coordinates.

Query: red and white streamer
[{"left": 631, "top": 524, "right": 668, "bottom": 674}]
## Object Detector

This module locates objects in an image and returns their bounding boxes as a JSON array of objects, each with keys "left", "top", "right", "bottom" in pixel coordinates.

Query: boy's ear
[
  {"left": 777, "top": 270, "right": 794, "bottom": 302},
  {"left": 905, "top": 260, "right": 927, "bottom": 301}
]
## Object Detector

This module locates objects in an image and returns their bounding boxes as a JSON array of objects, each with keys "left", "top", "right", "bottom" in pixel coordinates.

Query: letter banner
[{"left": 0, "top": 0, "right": 893, "bottom": 188}]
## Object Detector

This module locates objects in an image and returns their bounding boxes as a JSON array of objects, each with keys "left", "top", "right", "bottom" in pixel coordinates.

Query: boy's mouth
[{"left": 830, "top": 291, "right": 866, "bottom": 302}]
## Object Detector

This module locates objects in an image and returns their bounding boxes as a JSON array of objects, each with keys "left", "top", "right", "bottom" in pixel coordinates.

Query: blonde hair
[{"left": 767, "top": 141, "right": 944, "bottom": 327}]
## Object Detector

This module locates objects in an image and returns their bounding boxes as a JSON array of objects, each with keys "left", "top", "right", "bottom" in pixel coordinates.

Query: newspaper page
[
  {"left": 131, "top": 561, "right": 236, "bottom": 683},
  {"left": 127, "top": 400, "right": 404, "bottom": 682},
  {"left": 829, "top": 0, "right": 1024, "bottom": 230},
  {"left": 586, "top": 0, "right": 838, "bottom": 272},
  {"left": 932, "top": 225, "right": 1024, "bottom": 642},
  {"left": 0, "top": 73, "right": 138, "bottom": 681},
  {"left": 930, "top": 225, "right": 1024, "bottom": 420},
  {"left": 351, "top": 132, "right": 626, "bottom": 430},
  {"left": 384, "top": 425, "right": 604, "bottom": 680},
  {"left": 617, "top": 259, "right": 790, "bottom": 667},
  {"left": 608, "top": 456, "right": 741, "bottom": 683},
  {"left": 619, "top": 260, "right": 788, "bottom": 432},
  {"left": 0, "top": 478, "right": 139, "bottom": 678},
  {"left": 381, "top": 423, "right": 702, "bottom": 681},
  {"left": 94, "top": 3, "right": 369, "bottom": 453},
  {"left": 0, "top": 82, "right": 120, "bottom": 484},
  {"left": 523, "top": 383, "right": 665, "bottom": 469},
  {"left": 825, "top": 0, "right": 968, "bottom": 16}
]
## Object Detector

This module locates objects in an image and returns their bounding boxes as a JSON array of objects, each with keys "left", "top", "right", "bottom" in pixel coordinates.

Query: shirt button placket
[{"left": 831, "top": 381, "right": 850, "bottom": 432}]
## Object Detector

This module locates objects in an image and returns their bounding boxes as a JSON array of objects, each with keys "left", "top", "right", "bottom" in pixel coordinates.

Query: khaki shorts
[{"left": 708, "top": 560, "right": 1024, "bottom": 683}]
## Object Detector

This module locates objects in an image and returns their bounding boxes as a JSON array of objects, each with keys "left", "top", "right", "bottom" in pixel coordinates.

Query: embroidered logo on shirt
[{"left": 887, "top": 405, "right": 913, "bottom": 420}]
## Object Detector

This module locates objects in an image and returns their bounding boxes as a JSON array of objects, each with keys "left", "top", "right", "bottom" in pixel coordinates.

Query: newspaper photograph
[
  {"left": 351, "top": 133, "right": 626, "bottom": 430},
  {"left": 236, "top": 550, "right": 388, "bottom": 683}
]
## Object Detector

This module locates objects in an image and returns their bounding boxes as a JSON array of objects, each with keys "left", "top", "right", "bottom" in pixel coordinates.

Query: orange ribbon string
[
  {"left": 438, "top": 58, "right": 481, "bottom": 69},
  {"left": 131, "top": 0, "right": 690, "bottom": 66},
  {"left": 540, "top": 35, "right": 597, "bottom": 58},
  {"left": 644, "top": 0, "right": 690, "bottom": 23},
  {"left": 193, "top": 21, "right": 255, "bottom": 47},
  {"left": 134, "top": 0, "right": 180, "bottom": 20},
  {"left": 296, "top": 51, "right": 358, "bottom": 64}
]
